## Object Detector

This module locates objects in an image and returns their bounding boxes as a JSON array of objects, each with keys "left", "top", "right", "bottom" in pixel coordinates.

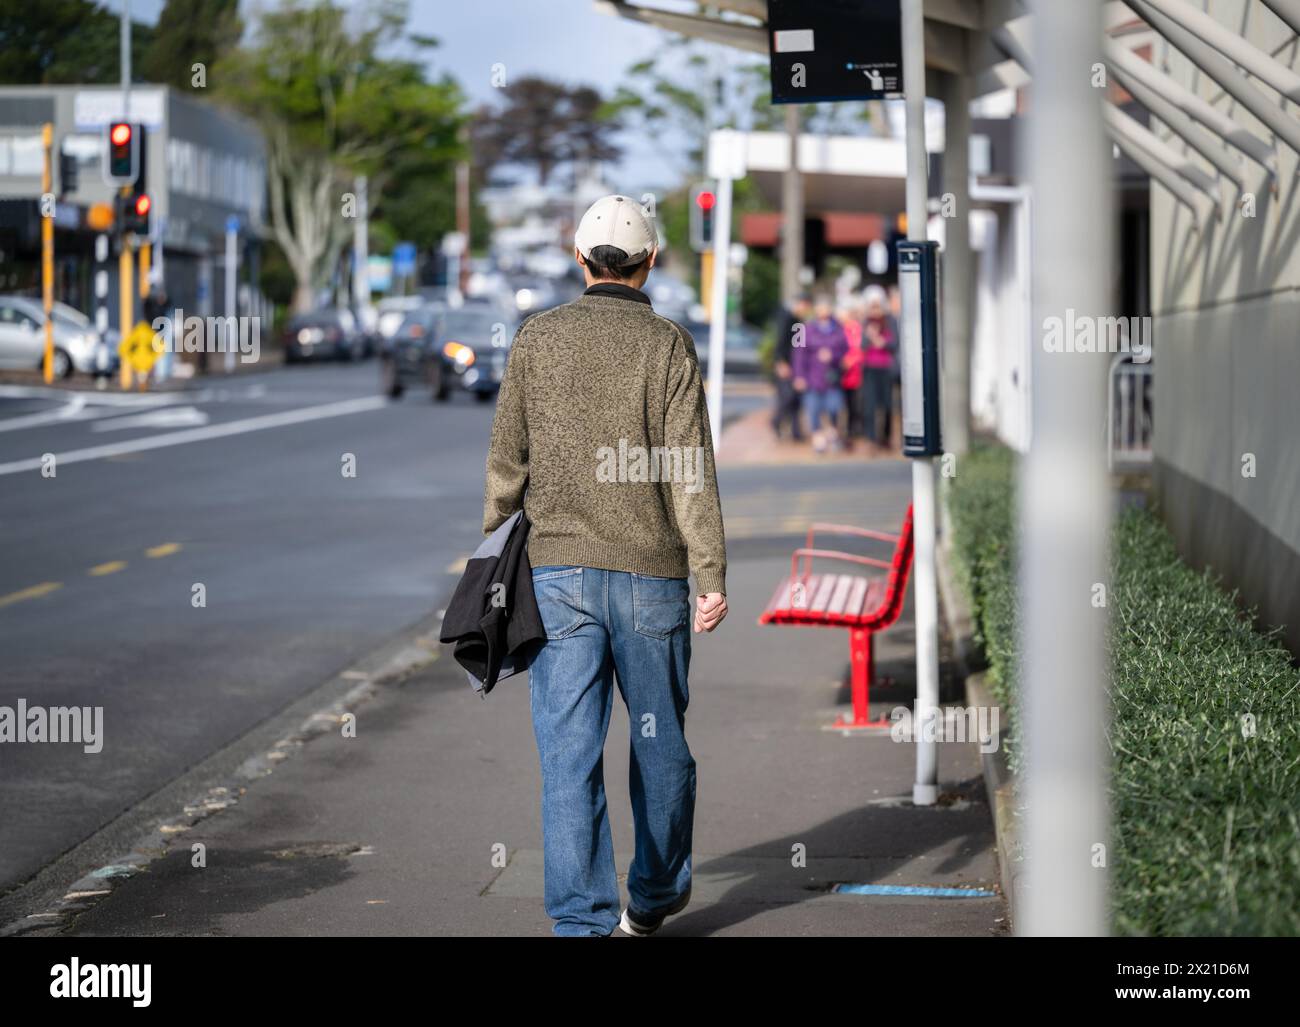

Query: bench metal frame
[{"left": 759, "top": 505, "right": 915, "bottom": 730}]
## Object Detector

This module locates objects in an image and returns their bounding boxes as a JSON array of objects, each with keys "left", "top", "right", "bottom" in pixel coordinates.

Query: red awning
[
  {"left": 740, "top": 212, "right": 783, "bottom": 247},
  {"left": 823, "top": 212, "right": 886, "bottom": 246},
  {"left": 740, "top": 211, "right": 889, "bottom": 248}
]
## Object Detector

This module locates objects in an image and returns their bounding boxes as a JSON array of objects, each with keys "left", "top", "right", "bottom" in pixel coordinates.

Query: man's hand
[{"left": 694, "top": 592, "right": 728, "bottom": 633}]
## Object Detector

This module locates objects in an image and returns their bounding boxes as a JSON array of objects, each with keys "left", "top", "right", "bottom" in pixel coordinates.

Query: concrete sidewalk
[{"left": 50, "top": 468, "right": 1006, "bottom": 938}]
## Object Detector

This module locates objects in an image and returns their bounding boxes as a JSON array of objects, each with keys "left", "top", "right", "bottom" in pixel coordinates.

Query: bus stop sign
[
  {"left": 897, "top": 240, "right": 942, "bottom": 458},
  {"left": 767, "top": 0, "right": 903, "bottom": 104}
]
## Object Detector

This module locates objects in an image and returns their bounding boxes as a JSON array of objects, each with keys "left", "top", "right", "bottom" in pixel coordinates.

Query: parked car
[
  {"left": 380, "top": 303, "right": 447, "bottom": 400},
  {"left": 281, "top": 309, "right": 364, "bottom": 363},
  {"left": 0, "top": 295, "right": 109, "bottom": 378}
]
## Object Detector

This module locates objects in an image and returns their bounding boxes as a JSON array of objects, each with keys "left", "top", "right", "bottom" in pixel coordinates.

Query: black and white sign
[{"left": 767, "top": 0, "right": 903, "bottom": 104}]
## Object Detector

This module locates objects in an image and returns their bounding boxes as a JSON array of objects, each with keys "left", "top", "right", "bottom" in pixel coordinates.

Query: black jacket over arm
[{"left": 439, "top": 511, "right": 544, "bottom": 695}]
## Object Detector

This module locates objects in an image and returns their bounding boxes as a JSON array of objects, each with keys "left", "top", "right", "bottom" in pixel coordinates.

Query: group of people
[{"left": 771, "top": 285, "right": 901, "bottom": 454}]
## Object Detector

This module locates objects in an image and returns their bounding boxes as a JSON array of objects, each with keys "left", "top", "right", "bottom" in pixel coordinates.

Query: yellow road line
[
  {"left": 88, "top": 561, "right": 127, "bottom": 577},
  {"left": 146, "top": 543, "right": 182, "bottom": 558},
  {"left": 0, "top": 582, "right": 62, "bottom": 608}
]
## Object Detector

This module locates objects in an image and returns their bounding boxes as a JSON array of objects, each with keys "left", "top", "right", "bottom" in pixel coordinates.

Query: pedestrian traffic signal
[
  {"left": 120, "top": 191, "right": 151, "bottom": 236},
  {"left": 59, "top": 151, "right": 79, "bottom": 197},
  {"left": 689, "top": 183, "right": 717, "bottom": 253},
  {"left": 104, "top": 122, "right": 139, "bottom": 186}
]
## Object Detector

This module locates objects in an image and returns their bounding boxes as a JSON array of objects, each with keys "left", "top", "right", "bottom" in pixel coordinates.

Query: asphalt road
[{"left": 0, "top": 364, "right": 494, "bottom": 893}]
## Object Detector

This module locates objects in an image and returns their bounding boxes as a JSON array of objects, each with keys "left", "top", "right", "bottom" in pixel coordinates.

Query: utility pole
[
  {"left": 901, "top": 0, "right": 940, "bottom": 808},
  {"left": 455, "top": 158, "right": 471, "bottom": 295},
  {"left": 780, "top": 104, "right": 803, "bottom": 307},
  {"left": 940, "top": 71, "right": 972, "bottom": 457}
]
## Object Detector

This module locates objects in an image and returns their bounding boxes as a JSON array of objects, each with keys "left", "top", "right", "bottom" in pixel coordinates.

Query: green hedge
[
  {"left": 948, "top": 444, "right": 1300, "bottom": 935},
  {"left": 947, "top": 445, "right": 1022, "bottom": 769}
]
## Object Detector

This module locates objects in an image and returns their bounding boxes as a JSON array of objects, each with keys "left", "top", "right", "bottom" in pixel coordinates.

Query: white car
[{"left": 0, "top": 296, "right": 106, "bottom": 378}]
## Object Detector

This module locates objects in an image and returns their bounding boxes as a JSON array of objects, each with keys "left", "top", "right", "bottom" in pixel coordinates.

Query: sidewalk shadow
[{"left": 664, "top": 774, "right": 995, "bottom": 937}]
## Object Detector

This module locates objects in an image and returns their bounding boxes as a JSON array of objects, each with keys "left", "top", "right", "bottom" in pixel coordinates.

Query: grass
[{"left": 947, "top": 444, "right": 1300, "bottom": 935}]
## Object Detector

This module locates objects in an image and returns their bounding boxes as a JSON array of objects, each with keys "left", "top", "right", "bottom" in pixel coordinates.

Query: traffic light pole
[
  {"left": 120, "top": 231, "right": 134, "bottom": 390},
  {"left": 901, "top": 0, "right": 941, "bottom": 807},
  {"left": 41, "top": 124, "right": 55, "bottom": 385}
]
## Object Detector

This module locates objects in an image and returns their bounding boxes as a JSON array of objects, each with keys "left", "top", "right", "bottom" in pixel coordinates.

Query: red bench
[{"left": 759, "top": 505, "right": 914, "bottom": 730}]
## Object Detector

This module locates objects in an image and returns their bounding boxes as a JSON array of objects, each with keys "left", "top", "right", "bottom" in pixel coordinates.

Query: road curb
[
  {"left": 936, "top": 538, "right": 1020, "bottom": 929},
  {"left": 0, "top": 613, "right": 444, "bottom": 937}
]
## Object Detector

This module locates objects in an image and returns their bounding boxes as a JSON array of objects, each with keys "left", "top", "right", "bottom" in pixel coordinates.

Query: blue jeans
[
  {"left": 528, "top": 565, "right": 696, "bottom": 937},
  {"left": 802, "top": 387, "right": 843, "bottom": 431}
]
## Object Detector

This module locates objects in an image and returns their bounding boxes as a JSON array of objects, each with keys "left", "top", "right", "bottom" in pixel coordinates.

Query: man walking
[{"left": 483, "top": 194, "right": 728, "bottom": 937}]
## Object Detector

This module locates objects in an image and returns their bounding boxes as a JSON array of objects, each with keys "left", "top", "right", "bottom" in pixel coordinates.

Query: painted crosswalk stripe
[{"left": 0, "top": 395, "right": 388, "bottom": 476}]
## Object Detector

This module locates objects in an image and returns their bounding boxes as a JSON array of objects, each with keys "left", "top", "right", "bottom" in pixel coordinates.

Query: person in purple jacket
[{"left": 792, "top": 294, "right": 849, "bottom": 453}]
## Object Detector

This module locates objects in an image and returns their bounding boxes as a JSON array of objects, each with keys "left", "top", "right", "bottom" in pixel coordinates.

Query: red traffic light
[
  {"left": 695, "top": 190, "right": 716, "bottom": 211},
  {"left": 110, "top": 123, "right": 132, "bottom": 147},
  {"left": 133, "top": 193, "right": 151, "bottom": 216}
]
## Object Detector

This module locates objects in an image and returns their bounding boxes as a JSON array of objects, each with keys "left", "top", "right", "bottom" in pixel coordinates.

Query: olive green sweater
[{"left": 483, "top": 286, "right": 727, "bottom": 596}]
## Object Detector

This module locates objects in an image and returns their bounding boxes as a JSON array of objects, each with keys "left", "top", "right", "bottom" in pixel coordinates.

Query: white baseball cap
[{"left": 574, "top": 194, "right": 657, "bottom": 267}]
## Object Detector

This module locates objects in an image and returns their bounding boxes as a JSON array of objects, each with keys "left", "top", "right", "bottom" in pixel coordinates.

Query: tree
[
  {"left": 470, "top": 77, "right": 622, "bottom": 187},
  {"left": 140, "top": 0, "right": 242, "bottom": 90},
  {"left": 604, "top": 38, "right": 782, "bottom": 177},
  {"left": 608, "top": 37, "right": 889, "bottom": 178},
  {"left": 215, "top": 0, "right": 465, "bottom": 312},
  {"left": 0, "top": 0, "right": 153, "bottom": 84}
]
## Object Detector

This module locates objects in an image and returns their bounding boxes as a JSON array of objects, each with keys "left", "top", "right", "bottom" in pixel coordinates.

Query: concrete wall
[{"left": 1149, "top": 1, "right": 1300, "bottom": 650}]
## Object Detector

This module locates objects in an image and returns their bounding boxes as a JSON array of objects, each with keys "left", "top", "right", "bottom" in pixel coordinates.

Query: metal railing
[{"left": 1107, "top": 352, "right": 1154, "bottom": 469}]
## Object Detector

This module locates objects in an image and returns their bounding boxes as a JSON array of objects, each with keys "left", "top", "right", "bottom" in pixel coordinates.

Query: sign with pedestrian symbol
[
  {"left": 120, "top": 321, "right": 163, "bottom": 376},
  {"left": 767, "top": 0, "right": 903, "bottom": 104}
]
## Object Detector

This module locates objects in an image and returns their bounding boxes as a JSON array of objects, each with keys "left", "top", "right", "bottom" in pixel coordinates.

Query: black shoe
[{"left": 618, "top": 887, "right": 692, "bottom": 937}]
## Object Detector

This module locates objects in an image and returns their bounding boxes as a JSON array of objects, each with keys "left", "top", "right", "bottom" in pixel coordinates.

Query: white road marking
[
  {"left": 0, "top": 395, "right": 389, "bottom": 476},
  {"left": 0, "top": 390, "right": 190, "bottom": 433},
  {"left": 0, "top": 395, "right": 88, "bottom": 433},
  {"left": 91, "top": 406, "right": 210, "bottom": 432},
  {"left": 0, "top": 384, "right": 181, "bottom": 406}
]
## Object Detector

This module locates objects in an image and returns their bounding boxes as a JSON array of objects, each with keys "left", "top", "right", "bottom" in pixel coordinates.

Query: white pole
[
  {"left": 353, "top": 175, "right": 370, "bottom": 308},
  {"left": 902, "top": 0, "right": 940, "bottom": 807},
  {"left": 224, "top": 220, "right": 237, "bottom": 373},
  {"left": 1019, "top": 0, "right": 1112, "bottom": 937},
  {"left": 705, "top": 172, "right": 732, "bottom": 453},
  {"left": 121, "top": 0, "right": 130, "bottom": 122}
]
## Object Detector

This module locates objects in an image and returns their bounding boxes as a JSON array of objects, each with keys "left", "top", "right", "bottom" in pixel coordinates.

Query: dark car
[
  {"left": 380, "top": 304, "right": 447, "bottom": 399},
  {"left": 282, "top": 309, "right": 364, "bottom": 363},
  {"left": 436, "top": 308, "right": 517, "bottom": 402}
]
